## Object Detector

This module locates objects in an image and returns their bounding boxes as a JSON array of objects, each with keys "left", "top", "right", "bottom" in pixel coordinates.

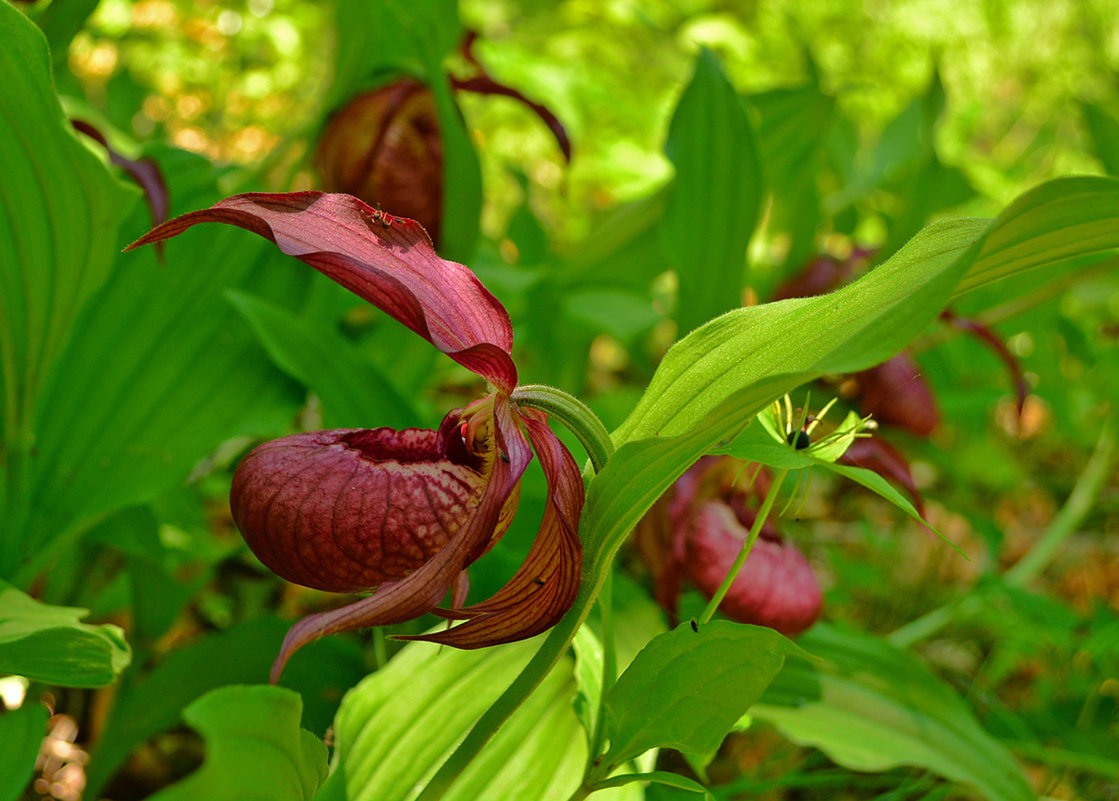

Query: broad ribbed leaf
[
  {"left": 615, "top": 176, "right": 1119, "bottom": 445},
  {"left": 747, "top": 81, "right": 835, "bottom": 270},
  {"left": 0, "top": 580, "right": 130, "bottom": 688},
  {"left": 661, "top": 49, "right": 763, "bottom": 335},
  {"left": 147, "top": 686, "right": 328, "bottom": 801},
  {"left": 752, "top": 625, "right": 1034, "bottom": 801},
  {"left": 329, "top": 635, "right": 637, "bottom": 801},
  {"left": 12, "top": 210, "right": 299, "bottom": 582},
  {"left": 602, "top": 620, "right": 802, "bottom": 765},
  {"left": 227, "top": 290, "right": 419, "bottom": 430},
  {"left": 0, "top": 4, "right": 134, "bottom": 543}
]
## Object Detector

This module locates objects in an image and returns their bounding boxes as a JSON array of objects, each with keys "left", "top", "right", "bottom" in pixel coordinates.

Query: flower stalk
[
  {"left": 698, "top": 468, "right": 789, "bottom": 625},
  {"left": 512, "top": 384, "right": 615, "bottom": 473}
]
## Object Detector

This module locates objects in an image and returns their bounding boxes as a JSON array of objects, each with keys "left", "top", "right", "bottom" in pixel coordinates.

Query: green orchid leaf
[
  {"left": 601, "top": 620, "right": 804, "bottom": 767},
  {"left": 329, "top": 0, "right": 461, "bottom": 110},
  {"left": 0, "top": 2, "right": 135, "bottom": 556},
  {"left": 747, "top": 80, "right": 835, "bottom": 270},
  {"left": 147, "top": 685, "right": 328, "bottom": 801},
  {"left": 661, "top": 49, "right": 763, "bottom": 336},
  {"left": 572, "top": 624, "right": 606, "bottom": 741},
  {"left": 954, "top": 176, "right": 1119, "bottom": 296},
  {"left": 331, "top": 635, "right": 638, "bottom": 801},
  {"left": 1079, "top": 100, "right": 1119, "bottom": 176},
  {"left": 227, "top": 290, "right": 419, "bottom": 430},
  {"left": 0, "top": 580, "right": 130, "bottom": 688},
  {"left": 0, "top": 701, "right": 48, "bottom": 801},
  {"left": 752, "top": 624, "right": 1034, "bottom": 801},
  {"left": 8, "top": 149, "right": 301, "bottom": 583},
  {"left": 616, "top": 176, "right": 1119, "bottom": 446},
  {"left": 822, "top": 463, "right": 928, "bottom": 527},
  {"left": 329, "top": 0, "right": 478, "bottom": 260}
]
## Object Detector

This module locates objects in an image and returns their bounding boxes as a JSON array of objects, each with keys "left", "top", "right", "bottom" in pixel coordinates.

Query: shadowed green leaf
[
  {"left": 0, "top": 3, "right": 135, "bottom": 560},
  {"left": 752, "top": 625, "right": 1034, "bottom": 801},
  {"left": 661, "top": 49, "right": 763, "bottom": 335},
  {"left": 8, "top": 152, "right": 301, "bottom": 583},
  {"left": 0, "top": 702, "right": 48, "bottom": 801},
  {"left": 85, "top": 617, "right": 295, "bottom": 797},
  {"left": 227, "top": 290, "right": 418, "bottom": 430},
  {"left": 147, "top": 685, "right": 328, "bottom": 801},
  {"left": 0, "top": 580, "right": 130, "bottom": 688}
]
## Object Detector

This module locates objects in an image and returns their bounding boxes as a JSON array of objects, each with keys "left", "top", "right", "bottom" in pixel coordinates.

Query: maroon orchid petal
[
  {"left": 264, "top": 395, "right": 531, "bottom": 682},
  {"left": 772, "top": 255, "right": 853, "bottom": 300},
  {"left": 451, "top": 75, "right": 572, "bottom": 163},
  {"left": 685, "top": 501, "right": 822, "bottom": 636},
  {"left": 838, "top": 436, "right": 925, "bottom": 516},
  {"left": 855, "top": 352, "right": 939, "bottom": 436},
  {"left": 125, "top": 192, "right": 518, "bottom": 392},
  {"left": 73, "top": 120, "right": 169, "bottom": 227},
  {"left": 941, "top": 309, "right": 1029, "bottom": 420},
  {"left": 455, "top": 30, "right": 571, "bottom": 162},
  {"left": 404, "top": 406, "right": 583, "bottom": 647}
]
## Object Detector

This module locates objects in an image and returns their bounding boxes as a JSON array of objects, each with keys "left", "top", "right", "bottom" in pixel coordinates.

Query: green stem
[
  {"left": 698, "top": 469, "right": 789, "bottom": 625},
  {"left": 512, "top": 385, "right": 615, "bottom": 473},
  {"left": 889, "top": 421, "right": 1114, "bottom": 648},
  {"left": 587, "top": 569, "right": 615, "bottom": 771},
  {"left": 1005, "top": 421, "right": 1114, "bottom": 586}
]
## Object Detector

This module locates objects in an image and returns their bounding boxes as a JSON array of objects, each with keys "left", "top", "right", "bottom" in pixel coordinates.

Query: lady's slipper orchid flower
[
  {"left": 635, "top": 457, "right": 823, "bottom": 636},
  {"left": 127, "top": 192, "right": 583, "bottom": 681}
]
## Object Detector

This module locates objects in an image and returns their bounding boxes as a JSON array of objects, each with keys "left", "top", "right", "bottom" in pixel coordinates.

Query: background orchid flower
[
  {"left": 635, "top": 456, "right": 823, "bottom": 636},
  {"left": 127, "top": 192, "right": 583, "bottom": 681}
]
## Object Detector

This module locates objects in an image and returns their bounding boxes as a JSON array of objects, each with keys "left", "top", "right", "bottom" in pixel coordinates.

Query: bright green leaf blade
[
  {"left": 661, "top": 49, "right": 763, "bottom": 335},
  {"left": 0, "top": 2, "right": 134, "bottom": 521},
  {"left": 332, "top": 635, "right": 635, "bottom": 801},
  {"left": 602, "top": 620, "right": 803, "bottom": 766},
  {"left": 616, "top": 218, "right": 984, "bottom": 444},
  {"left": 747, "top": 82, "right": 835, "bottom": 269},
  {"left": 27, "top": 0, "right": 102, "bottom": 71},
  {"left": 0, "top": 702, "right": 48, "bottom": 801},
  {"left": 822, "top": 463, "right": 928, "bottom": 527},
  {"left": 328, "top": 0, "right": 460, "bottom": 111},
  {"left": 955, "top": 175, "right": 1119, "bottom": 296},
  {"left": 752, "top": 625, "right": 1034, "bottom": 801},
  {"left": 227, "top": 290, "right": 418, "bottom": 430},
  {"left": 617, "top": 176, "right": 1119, "bottom": 446},
  {"left": 147, "top": 685, "right": 328, "bottom": 801},
  {"left": 0, "top": 580, "right": 130, "bottom": 688}
]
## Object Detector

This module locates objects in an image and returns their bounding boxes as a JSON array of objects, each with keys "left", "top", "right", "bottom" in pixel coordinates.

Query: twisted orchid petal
[
  {"left": 126, "top": 192, "right": 518, "bottom": 392},
  {"left": 410, "top": 408, "right": 583, "bottom": 647}
]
